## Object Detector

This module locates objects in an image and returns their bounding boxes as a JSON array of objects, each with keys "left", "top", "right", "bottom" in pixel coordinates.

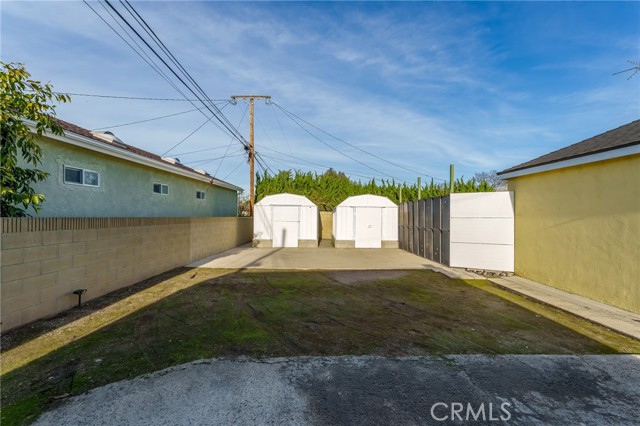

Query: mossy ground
[{"left": 2, "top": 267, "right": 638, "bottom": 425}]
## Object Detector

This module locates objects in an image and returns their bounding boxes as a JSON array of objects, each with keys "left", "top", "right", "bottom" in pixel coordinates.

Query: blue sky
[{"left": 2, "top": 1, "right": 638, "bottom": 190}]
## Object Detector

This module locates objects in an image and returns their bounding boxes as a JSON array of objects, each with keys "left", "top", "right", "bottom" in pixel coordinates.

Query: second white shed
[
  {"left": 333, "top": 194, "right": 398, "bottom": 248},
  {"left": 253, "top": 193, "right": 319, "bottom": 248}
]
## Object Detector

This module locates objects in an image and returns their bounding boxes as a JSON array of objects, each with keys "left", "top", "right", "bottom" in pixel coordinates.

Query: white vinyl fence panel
[
  {"left": 398, "top": 192, "right": 514, "bottom": 272},
  {"left": 449, "top": 192, "right": 514, "bottom": 272}
]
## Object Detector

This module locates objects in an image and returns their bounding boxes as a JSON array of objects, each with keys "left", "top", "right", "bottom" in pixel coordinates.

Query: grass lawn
[{"left": 2, "top": 267, "right": 638, "bottom": 425}]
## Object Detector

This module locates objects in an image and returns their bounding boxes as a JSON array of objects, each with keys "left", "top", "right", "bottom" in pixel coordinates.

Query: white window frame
[
  {"left": 196, "top": 191, "right": 206, "bottom": 200},
  {"left": 63, "top": 165, "right": 100, "bottom": 187},
  {"left": 153, "top": 183, "right": 169, "bottom": 195}
]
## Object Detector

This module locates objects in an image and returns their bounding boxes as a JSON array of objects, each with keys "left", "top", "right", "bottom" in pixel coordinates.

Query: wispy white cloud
[{"left": 2, "top": 1, "right": 638, "bottom": 188}]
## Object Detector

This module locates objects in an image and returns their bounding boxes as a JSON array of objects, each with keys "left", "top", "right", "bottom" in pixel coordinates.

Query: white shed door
[
  {"left": 355, "top": 207, "right": 382, "bottom": 248},
  {"left": 272, "top": 206, "right": 299, "bottom": 248}
]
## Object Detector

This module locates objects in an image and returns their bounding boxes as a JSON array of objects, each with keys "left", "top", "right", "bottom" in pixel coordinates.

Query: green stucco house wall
[{"left": 23, "top": 119, "right": 242, "bottom": 218}]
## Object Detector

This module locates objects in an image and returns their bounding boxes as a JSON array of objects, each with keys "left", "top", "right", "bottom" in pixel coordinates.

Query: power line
[
  {"left": 255, "top": 111, "right": 294, "bottom": 173},
  {"left": 222, "top": 157, "right": 247, "bottom": 181},
  {"left": 85, "top": 0, "right": 259, "bottom": 187},
  {"left": 95, "top": 95, "right": 227, "bottom": 135},
  {"left": 162, "top": 116, "right": 213, "bottom": 156},
  {"left": 101, "top": 1, "right": 200, "bottom": 102},
  {"left": 118, "top": 0, "right": 248, "bottom": 148},
  {"left": 255, "top": 114, "right": 276, "bottom": 148},
  {"left": 259, "top": 145, "right": 335, "bottom": 171},
  {"left": 272, "top": 102, "right": 445, "bottom": 182},
  {"left": 255, "top": 152, "right": 275, "bottom": 175},
  {"left": 230, "top": 95, "right": 272, "bottom": 214},
  {"left": 94, "top": 106, "right": 208, "bottom": 130},
  {"left": 98, "top": 1, "right": 249, "bottom": 148},
  {"left": 613, "top": 60, "right": 640, "bottom": 80},
  {"left": 258, "top": 144, "right": 404, "bottom": 183},
  {"left": 272, "top": 102, "right": 405, "bottom": 182},
  {"left": 83, "top": 0, "right": 177, "bottom": 91},
  {"left": 254, "top": 153, "right": 273, "bottom": 175},
  {"left": 185, "top": 150, "right": 246, "bottom": 167},
  {"left": 121, "top": 0, "right": 207, "bottom": 99},
  {"left": 87, "top": 2, "right": 430, "bottom": 186},
  {"left": 212, "top": 103, "right": 250, "bottom": 179},
  {"left": 258, "top": 152, "right": 406, "bottom": 183},
  {"left": 53, "top": 91, "right": 227, "bottom": 102},
  {"left": 84, "top": 0, "right": 241, "bottom": 143},
  {"left": 97, "top": 0, "right": 195, "bottom": 101},
  {"left": 257, "top": 143, "right": 413, "bottom": 184},
  {"left": 169, "top": 145, "right": 237, "bottom": 157},
  {"left": 259, "top": 154, "right": 358, "bottom": 178},
  {"left": 270, "top": 103, "right": 293, "bottom": 153}
]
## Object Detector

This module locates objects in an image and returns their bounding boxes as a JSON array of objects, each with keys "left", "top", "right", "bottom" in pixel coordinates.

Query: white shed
[
  {"left": 333, "top": 194, "right": 398, "bottom": 248},
  {"left": 253, "top": 193, "right": 319, "bottom": 248}
]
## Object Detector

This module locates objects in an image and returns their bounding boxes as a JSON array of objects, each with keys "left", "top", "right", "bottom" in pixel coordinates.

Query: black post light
[{"left": 73, "top": 289, "right": 87, "bottom": 307}]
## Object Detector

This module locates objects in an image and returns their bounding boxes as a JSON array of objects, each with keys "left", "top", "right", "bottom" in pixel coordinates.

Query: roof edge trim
[
  {"left": 499, "top": 144, "right": 640, "bottom": 180},
  {"left": 25, "top": 120, "right": 243, "bottom": 192}
]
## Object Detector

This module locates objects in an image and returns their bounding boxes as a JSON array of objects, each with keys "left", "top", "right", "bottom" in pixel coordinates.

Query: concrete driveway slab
[
  {"left": 35, "top": 355, "right": 640, "bottom": 426},
  {"left": 189, "top": 245, "right": 482, "bottom": 279}
]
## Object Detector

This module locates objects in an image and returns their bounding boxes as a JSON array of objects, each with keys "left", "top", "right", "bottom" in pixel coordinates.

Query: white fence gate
[{"left": 399, "top": 192, "right": 514, "bottom": 271}]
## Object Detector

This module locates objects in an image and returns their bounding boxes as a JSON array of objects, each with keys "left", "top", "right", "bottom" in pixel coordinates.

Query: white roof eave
[
  {"left": 27, "top": 121, "right": 244, "bottom": 192},
  {"left": 499, "top": 144, "right": 640, "bottom": 180}
]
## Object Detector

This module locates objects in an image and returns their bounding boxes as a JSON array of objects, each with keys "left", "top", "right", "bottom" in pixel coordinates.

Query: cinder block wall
[
  {"left": 319, "top": 212, "right": 333, "bottom": 240},
  {"left": 1, "top": 217, "right": 252, "bottom": 331}
]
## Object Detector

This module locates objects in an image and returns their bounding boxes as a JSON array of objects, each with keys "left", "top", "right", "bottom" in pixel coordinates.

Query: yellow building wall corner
[{"left": 508, "top": 154, "right": 640, "bottom": 313}]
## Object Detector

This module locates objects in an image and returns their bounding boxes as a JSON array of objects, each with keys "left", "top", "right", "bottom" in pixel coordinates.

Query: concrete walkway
[
  {"left": 489, "top": 276, "right": 640, "bottom": 341},
  {"left": 35, "top": 355, "right": 640, "bottom": 426}
]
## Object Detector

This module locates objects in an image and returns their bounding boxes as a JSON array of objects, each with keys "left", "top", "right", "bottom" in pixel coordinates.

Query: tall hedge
[{"left": 256, "top": 169, "right": 494, "bottom": 211}]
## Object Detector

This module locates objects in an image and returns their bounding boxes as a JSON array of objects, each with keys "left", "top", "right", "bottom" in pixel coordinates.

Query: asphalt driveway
[{"left": 35, "top": 355, "right": 640, "bottom": 425}]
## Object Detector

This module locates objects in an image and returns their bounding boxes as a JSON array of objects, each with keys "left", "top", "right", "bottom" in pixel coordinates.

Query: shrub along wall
[
  {"left": 0, "top": 217, "right": 253, "bottom": 331},
  {"left": 256, "top": 170, "right": 495, "bottom": 211}
]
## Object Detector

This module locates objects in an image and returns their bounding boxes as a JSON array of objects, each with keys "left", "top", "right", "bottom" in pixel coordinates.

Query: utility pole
[{"left": 230, "top": 95, "right": 271, "bottom": 216}]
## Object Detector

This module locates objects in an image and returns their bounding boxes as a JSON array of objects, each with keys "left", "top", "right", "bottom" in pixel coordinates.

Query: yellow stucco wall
[{"left": 508, "top": 154, "right": 640, "bottom": 313}]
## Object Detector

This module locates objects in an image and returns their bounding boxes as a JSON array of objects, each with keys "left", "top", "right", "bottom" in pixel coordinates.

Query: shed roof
[
  {"left": 336, "top": 194, "right": 397, "bottom": 208},
  {"left": 256, "top": 193, "right": 317, "bottom": 207},
  {"left": 498, "top": 119, "right": 640, "bottom": 176}
]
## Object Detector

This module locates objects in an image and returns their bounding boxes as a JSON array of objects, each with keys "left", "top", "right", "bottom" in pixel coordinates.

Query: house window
[
  {"left": 64, "top": 166, "right": 100, "bottom": 187},
  {"left": 153, "top": 183, "right": 169, "bottom": 195},
  {"left": 196, "top": 191, "right": 206, "bottom": 200}
]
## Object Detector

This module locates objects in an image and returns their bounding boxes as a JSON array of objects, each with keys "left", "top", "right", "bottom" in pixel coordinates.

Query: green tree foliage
[
  {"left": 256, "top": 168, "right": 494, "bottom": 211},
  {"left": 1, "top": 62, "right": 70, "bottom": 216}
]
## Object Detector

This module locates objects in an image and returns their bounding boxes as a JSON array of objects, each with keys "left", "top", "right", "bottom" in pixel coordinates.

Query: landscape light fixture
[{"left": 73, "top": 289, "right": 87, "bottom": 308}]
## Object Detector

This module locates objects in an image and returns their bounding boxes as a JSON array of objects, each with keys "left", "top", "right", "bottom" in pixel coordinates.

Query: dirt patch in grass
[
  {"left": 329, "top": 270, "right": 411, "bottom": 284},
  {"left": 2, "top": 267, "right": 638, "bottom": 425}
]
